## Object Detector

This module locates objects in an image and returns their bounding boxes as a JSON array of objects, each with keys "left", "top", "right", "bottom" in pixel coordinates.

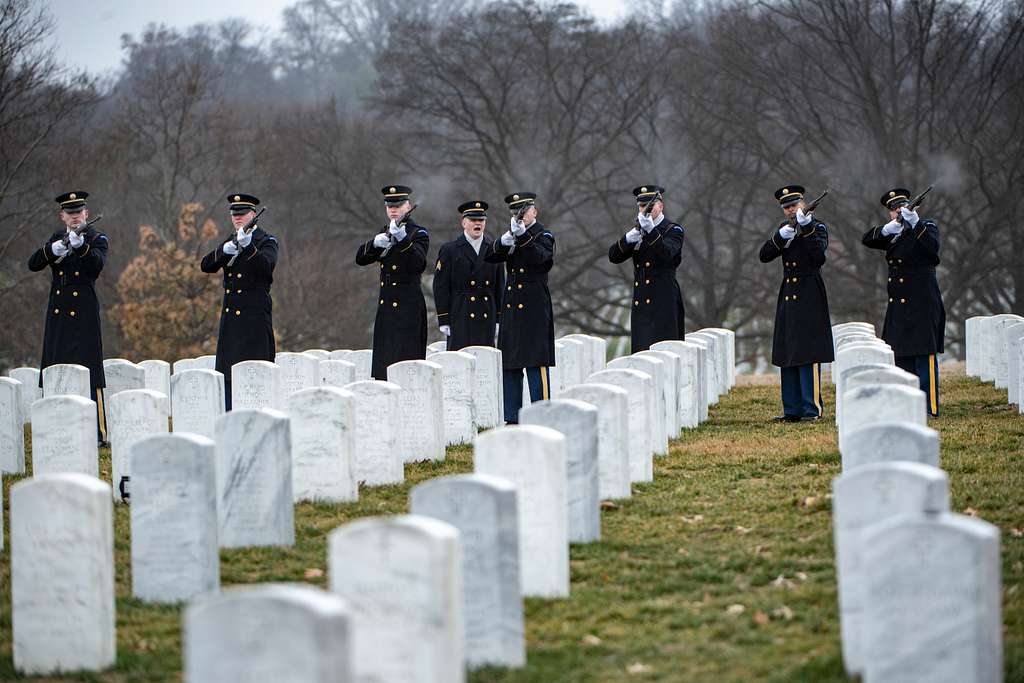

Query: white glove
[
  {"left": 899, "top": 206, "right": 919, "bottom": 228},
  {"left": 389, "top": 223, "right": 407, "bottom": 242},
  {"left": 795, "top": 208, "right": 812, "bottom": 226},
  {"left": 500, "top": 230, "right": 515, "bottom": 246},
  {"left": 236, "top": 228, "right": 252, "bottom": 248},
  {"left": 389, "top": 219, "right": 398, "bottom": 231},
  {"left": 779, "top": 225, "right": 796, "bottom": 240},
  {"left": 440, "top": 325, "right": 451, "bottom": 337},
  {"left": 51, "top": 240, "right": 69, "bottom": 258},
  {"left": 223, "top": 240, "right": 239, "bottom": 255},
  {"left": 494, "top": 323, "right": 499, "bottom": 339},
  {"left": 625, "top": 227, "right": 642, "bottom": 244},
  {"left": 373, "top": 233, "right": 390, "bottom": 248},
  {"left": 637, "top": 212, "right": 655, "bottom": 232},
  {"left": 881, "top": 219, "right": 903, "bottom": 236},
  {"left": 67, "top": 231, "right": 85, "bottom": 249},
  {"left": 510, "top": 216, "right": 526, "bottom": 236}
]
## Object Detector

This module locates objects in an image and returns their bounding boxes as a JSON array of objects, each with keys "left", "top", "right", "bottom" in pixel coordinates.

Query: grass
[{"left": 1, "top": 369, "right": 1022, "bottom": 682}]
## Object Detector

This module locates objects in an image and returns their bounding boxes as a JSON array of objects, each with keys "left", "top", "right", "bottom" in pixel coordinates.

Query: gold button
[
  {"left": 380, "top": 299, "right": 384, "bottom": 304},
  {"left": 899, "top": 278, "right": 904, "bottom": 283},
  {"left": 237, "top": 273, "right": 242, "bottom": 279},
  {"left": 634, "top": 300, "right": 639, "bottom": 306},
  {"left": 519, "top": 268, "right": 525, "bottom": 273},
  {"left": 645, "top": 298, "right": 651, "bottom": 304},
  {"left": 900, "top": 298, "right": 906, "bottom": 303},
  {"left": 69, "top": 311, "right": 75, "bottom": 317},
  {"left": 484, "top": 296, "right": 488, "bottom": 301},
  {"left": 72, "top": 291, "right": 78, "bottom": 297},
  {"left": 507, "top": 286, "right": 512, "bottom": 291},
  {"left": 235, "top": 310, "right": 241, "bottom": 315},
  {"left": 392, "top": 302, "right": 398, "bottom": 308},
  {"left": 785, "top": 296, "right": 790, "bottom": 301},
  {"left": 470, "top": 296, "right": 476, "bottom": 302},
  {"left": 53, "top": 308, "right": 59, "bottom": 314},
  {"left": 484, "top": 313, "right": 488, "bottom": 319},
  {"left": 470, "top": 280, "right": 476, "bottom": 286},
  {"left": 237, "top": 289, "right": 242, "bottom": 294},
  {"left": 507, "top": 304, "right": 511, "bottom": 309},
  {"left": 793, "top": 295, "right": 798, "bottom": 301},
  {"left": 485, "top": 280, "right": 490, "bottom": 285},
  {"left": 58, "top": 271, "right": 63, "bottom": 276},
  {"left": 392, "top": 283, "right": 397, "bottom": 287},
  {"left": 887, "top": 278, "right": 891, "bottom": 283},
  {"left": 792, "top": 277, "right": 798, "bottom": 283},
  {"left": 226, "top": 289, "right": 230, "bottom": 294},
  {"left": 889, "top": 297, "right": 894, "bottom": 302},
  {"left": 517, "top": 283, "right": 523, "bottom": 289},
  {"left": 470, "top": 313, "right": 476, "bottom": 319},
  {"left": 74, "top": 271, "right": 79, "bottom": 276},
  {"left": 634, "top": 281, "right": 639, "bottom": 286},
  {"left": 392, "top": 265, "right": 397, "bottom": 271},
  {"left": 226, "top": 307, "right": 230, "bottom": 312},
  {"left": 56, "top": 290, "right": 60, "bottom": 295},
  {"left": 645, "top": 279, "right": 650, "bottom": 285},
  {"left": 517, "top": 303, "right": 524, "bottom": 309},
  {"left": 644, "top": 262, "right": 651, "bottom": 267}
]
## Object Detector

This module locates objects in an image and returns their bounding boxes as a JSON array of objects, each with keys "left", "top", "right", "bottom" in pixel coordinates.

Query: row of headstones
[
  {"left": 3, "top": 328, "right": 739, "bottom": 678},
  {"left": 965, "top": 313, "right": 1024, "bottom": 411},
  {"left": 830, "top": 321, "right": 1003, "bottom": 682}
]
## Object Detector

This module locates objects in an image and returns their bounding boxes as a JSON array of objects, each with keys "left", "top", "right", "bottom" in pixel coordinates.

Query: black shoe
[
  {"left": 799, "top": 415, "right": 821, "bottom": 422},
  {"left": 772, "top": 415, "right": 801, "bottom": 423}
]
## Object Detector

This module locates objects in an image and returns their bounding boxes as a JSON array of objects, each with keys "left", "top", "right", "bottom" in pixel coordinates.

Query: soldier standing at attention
[
  {"left": 484, "top": 192, "right": 555, "bottom": 423},
  {"left": 200, "top": 193, "right": 278, "bottom": 410},
  {"left": 28, "top": 191, "right": 109, "bottom": 442},
  {"left": 432, "top": 200, "right": 504, "bottom": 350},
  {"left": 758, "top": 185, "right": 834, "bottom": 422},
  {"left": 862, "top": 187, "right": 945, "bottom": 416},
  {"left": 355, "top": 184, "right": 429, "bottom": 380},
  {"left": 608, "top": 185, "right": 686, "bottom": 351}
]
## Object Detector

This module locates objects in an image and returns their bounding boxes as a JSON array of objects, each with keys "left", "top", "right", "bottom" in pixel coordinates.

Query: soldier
[
  {"left": 758, "top": 185, "right": 834, "bottom": 422},
  {"left": 432, "top": 200, "right": 504, "bottom": 350},
  {"left": 200, "top": 193, "right": 278, "bottom": 410},
  {"left": 862, "top": 188, "right": 945, "bottom": 416},
  {"left": 484, "top": 192, "right": 555, "bottom": 423},
  {"left": 355, "top": 184, "right": 429, "bottom": 380},
  {"left": 608, "top": 185, "right": 685, "bottom": 351},
  {"left": 28, "top": 191, "right": 109, "bottom": 441}
]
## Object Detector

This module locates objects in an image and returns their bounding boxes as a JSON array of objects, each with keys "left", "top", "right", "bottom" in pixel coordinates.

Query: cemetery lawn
[{"left": 1, "top": 368, "right": 1022, "bottom": 682}]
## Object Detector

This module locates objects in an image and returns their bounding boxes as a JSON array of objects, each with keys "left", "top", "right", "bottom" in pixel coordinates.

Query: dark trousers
[
  {"left": 91, "top": 386, "right": 108, "bottom": 443},
  {"left": 896, "top": 354, "right": 939, "bottom": 417},
  {"left": 224, "top": 378, "right": 233, "bottom": 411},
  {"left": 780, "top": 363, "right": 822, "bottom": 418},
  {"left": 502, "top": 366, "right": 552, "bottom": 424}
]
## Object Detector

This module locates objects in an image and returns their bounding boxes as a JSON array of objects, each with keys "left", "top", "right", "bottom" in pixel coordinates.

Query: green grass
[{"left": 1, "top": 370, "right": 1022, "bottom": 682}]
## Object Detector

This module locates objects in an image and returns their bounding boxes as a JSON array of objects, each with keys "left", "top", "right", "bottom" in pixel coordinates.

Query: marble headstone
[
  {"left": 303, "top": 348, "right": 331, "bottom": 360},
  {"left": 992, "top": 314, "right": 1024, "bottom": 388},
  {"left": 8, "top": 367, "right": 41, "bottom": 425},
  {"left": 194, "top": 354, "right": 217, "bottom": 370},
  {"left": 329, "top": 349, "right": 353, "bottom": 360},
  {"left": 387, "top": 360, "right": 445, "bottom": 462},
  {"left": 687, "top": 331, "right": 724, "bottom": 400},
  {"left": 834, "top": 344, "right": 895, "bottom": 399},
  {"left": 520, "top": 399, "right": 601, "bottom": 543},
  {"left": 585, "top": 368, "right": 654, "bottom": 482},
  {"left": 172, "top": 358, "right": 198, "bottom": 374},
  {"left": 0, "top": 377, "right": 25, "bottom": 474},
  {"left": 42, "top": 362, "right": 90, "bottom": 398},
  {"left": 31, "top": 394, "right": 98, "bottom": 477},
  {"left": 10, "top": 473, "right": 115, "bottom": 674},
  {"left": 684, "top": 336, "right": 717, "bottom": 408},
  {"left": 1004, "top": 322, "right": 1024, "bottom": 404},
  {"left": 636, "top": 349, "right": 681, "bottom": 437},
  {"left": 328, "top": 515, "right": 465, "bottom": 683},
  {"left": 275, "top": 352, "right": 320, "bottom": 398},
  {"left": 607, "top": 355, "right": 668, "bottom": 456},
  {"left": 427, "top": 340, "right": 448, "bottom": 354},
  {"left": 650, "top": 340, "right": 702, "bottom": 429},
  {"left": 231, "top": 360, "right": 282, "bottom": 411},
  {"left": 840, "top": 384, "right": 927, "bottom": 453},
  {"left": 700, "top": 328, "right": 736, "bottom": 389},
  {"left": 342, "top": 380, "right": 403, "bottom": 485},
  {"left": 432, "top": 351, "right": 477, "bottom": 446},
  {"left": 554, "top": 337, "right": 585, "bottom": 394},
  {"left": 106, "top": 389, "right": 169, "bottom": 503},
  {"left": 838, "top": 364, "right": 919, "bottom": 427},
  {"left": 410, "top": 474, "right": 525, "bottom": 669},
  {"left": 347, "top": 349, "right": 373, "bottom": 381},
  {"left": 964, "top": 315, "right": 986, "bottom": 378},
  {"left": 102, "top": 358, "right": 146, "bottom": 397},
  {"left": 319, "top": 359, "right": 356, "bottom": 389},
  {"left": 287, "top": 386, "right": 357, "bottom": 502},
  {"left": 171, "top": 369, "right": 225, "bottom": 439},
  {"left": 562, "top": 383, "right": 631, "bottom": 499},
  {"left": 461, "top": 345, "right": 504, "bottom": 430},
  {"left": 139, "top": 359, "right": 171, "bottom": 413},
  {"left": 840, "top": 421, "right": 940, "bottom": 471},
  {"left": 130, "top": 433, "right": 219, "bottom": 602},
  {"left": 474, "top": 425, "right": 570, "bottom": 597},
  {"left": 215, "top": 408, "right": 295, "bottom": 548}
]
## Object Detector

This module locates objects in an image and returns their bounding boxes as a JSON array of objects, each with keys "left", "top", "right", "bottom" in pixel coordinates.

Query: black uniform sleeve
[
  {"left": 493, "top": 262, "right": 505, "bottom": 323},
  {"left": 635, "top": 223, "right": 684, "bottom": 264},
  {"left": 759, "top": 228, "right": 786, "bottom": 263},
  {"left": 511, "top": 228, "right": 555, "bottom": 272},
  {"left": 910, "top": 219, "right": 940, "bottom": 265},
  {"left": 862, "top": 226, "right": 891, "bottom": 250},
  {"left": 201, "top": 236, "right": 231, "bottom": 273},
  {"left": 75, "top": 232, "right": 108, "bottom": 279},
  {"left": 432, "top": 244, "right": 452, "bottom": 325},
  {"left": 248, "top": 235, "right": 278, "bottom": 275},
  {"left": 804, "top": 221, "right": 828, "bottom": 268},
  {"left": 484, "top": 237, "right": 510, "bottom": 263},
  {"left": 355, "top": 232, "right": 384, "bottom": 266},
  {"left": 28, "top": 240, "right": 58, "bottom": 272},
  {"left": 390, "top": 226, "right": 429, "bottom": 274},
  {"left": 608, "top": 234, "right": 635, "bottom": 264}
]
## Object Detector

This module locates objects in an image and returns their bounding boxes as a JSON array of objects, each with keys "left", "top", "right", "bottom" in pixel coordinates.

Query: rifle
[
  {"left": 382, "top": 203, "right": 418, "bottom": 256},
  {"left": 788, "top": 189, "right": 829, "bottom": 227},
  {"left": 55, "top": 214, "right": 103, "bottom": 264},
  {"left": 896, "top": 185, "right": 934, "bottom": 229},
  {"left": 628, "top": 191, "right": 663, "bottom": 232},
  {"left": 226, "top": 207, "right": 265, "bottom": 267}
]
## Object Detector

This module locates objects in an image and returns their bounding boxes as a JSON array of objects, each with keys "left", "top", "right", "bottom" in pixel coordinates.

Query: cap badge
[
  {"left": 475, "top": 202, "right": 481, "bottom": 207},
  {"left": 889, "top": 191, "right": 896, "bottom": 197},
  {"left": 641, "top": 187, "right": 647, "bottom": 193},
  {"left": 234, "top": 195, "right": 240, "bottom": 201},
  {"left": 389, "top": 187, "right": 396, "bottom": 193},
  {"left": 513, "top": 194, "right": 519, "bottom": 200},
  {"left": 69, "top": 193, "right": 76, "bottom": 199},
  {"left": 782, "top": 188, "right": 788, "bottom": 194}
]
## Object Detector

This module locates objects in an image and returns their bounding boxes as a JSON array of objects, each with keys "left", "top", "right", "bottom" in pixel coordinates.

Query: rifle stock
[
  {"left": 55, "top": 214, "right": 103, "bottom": 264},
  {"left": 226, "top": 207, "right": 266, "bottom": 266}
]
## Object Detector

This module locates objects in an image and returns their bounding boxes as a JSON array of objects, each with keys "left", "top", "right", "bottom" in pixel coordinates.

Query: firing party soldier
[
  {"left": 758, "top": 185, "right": 834, "bottom": 422},
  {"left": 432, "top": 200, "right": 504, "bottom": 350},
  {"left": 608, "top": 184, "right": 686, "bottom": 351},
  {"left": 861, "top": 187, "right": 945, "bottom": 416},
  {"left": 200, "top": 193, "right": 278, "bottom": 410},
  {"left": 484, "top": 192, "right": 555, "bottom": 423},
  {"left": 28, "top": 190, "right": 109, "bottom": 442},
  {"left": 355, "top": 184, "right": 429, "bottom": 380}
]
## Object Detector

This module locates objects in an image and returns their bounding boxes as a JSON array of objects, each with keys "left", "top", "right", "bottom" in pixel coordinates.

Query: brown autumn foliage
[{"left": 109, "top": 203, "right": 221, "bottom": 360}]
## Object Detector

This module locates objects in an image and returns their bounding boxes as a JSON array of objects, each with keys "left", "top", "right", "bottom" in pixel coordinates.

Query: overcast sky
[{"left": 45, "top": 0, "right": 629, "bottom": 76}]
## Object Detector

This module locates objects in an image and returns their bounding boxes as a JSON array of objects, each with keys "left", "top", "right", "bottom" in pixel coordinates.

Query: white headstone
[
  {"left": 31, "top": 395, "right": 98, "bottom": 477},
  {"left": 106, "top": 389, "right": 168, "bottom": 503},
  {"left": 461, "top": 346, "right": 504, "bottom": 429},
  {"left": 474, "top": 425, "right": 569, "bottom": 597},
  {"left": 275, "top": 352, "right": 321, "bottom": 398},
  {"left": 185, "top": 584, "right": 353, "bottom": 683},
  {"left": 607, "top": 355, "right": 668, "bottom": 456},
  {"left": 139, "top": 359, "right": 171, "bottom": 414},
  {"left": 410, "top": 474, "right": 525, "bottom": 669},
  {"left": 651, "top": 340, "right": 703, "bottom": 429},
  {"left": 302, "top": 348, "right": 331, "bottom": 360},
  {"left": 10, "top": 473, "right": 115, "bottom": 674},
  {"left": 328, "top": 515, "right": 465, "bottom": 683},
  {"left": 130, "top": 433, "right": 219, "bottom": 602},
  {"left": 838, "top": 364, "right": 919, "bottom": 427},
  {"left": 8, "top": 367, "right": 41, "bottom": 426},
  {"left": 834, "top": 344, "right": 895, "bottom": 405},
  {"left": 562, "top": 383, "right": 631, "bottom": 500},
  {"left": 427, "top": 340, "right": 448, "bottom": 354},
  {"left": 840, "top": 384, "right": 927, "bottom": 453},
  {"left": 287, "top": 386, "right": 357, "bottom": 503},
  {"left": 342, "top": 380, "right": 403, "bottom": 485},
  {"left": 215, "top": 408, "right": 294, "bottom": 548},
  {"left": 835, "top": 334, "right": 881, "bottom": 351},
  {"left": 841, "top": 421, "right": 940, "bottom": 471},
  {"left": 319, "top": 359, "right": 356, "bottom": 388},
  {"left": 684, "top": 336, "right": 717, "bottom": 408},
  {"left": 172, "top": 358, "right": 198, "bottom": 373},
  {"left": 42, "top": 362, "right": 90, "bottom": 398},
  {"left": 585, "top": 368, "right": 654, "bottom": 482},
  {"left": 194, "top": 354, "right": 217, "bottom": 370},
  {"left": 387, "top": 359, "right": 445, "bottom": 462},
  {"left": 231, "top": 360, "right": 282, "bottom": 411},
  {"left": 993, "top": 315, "right": 1024, "bottom": 388},
  {"left": 432, "top": 351, "right": 477, "bottom": 446},
  {"left": 558, "top": 334, "right": 594, "bottom": 380},
  {"left": 832, "top": 461, "right": 949, "bottom": 675},
  {"left": 171, "top": 369, "right": 225, "bottom": 439},
  {"left": 0, "top": 377, "right": 25, "bottom": 474},
  {"left": 700, "top": 328, "right": 736, "bottom": 388},
  {"left": 102, "top": 358, "right": 146, "bottom": 397},
  {"left": 329, "top": 348, "right": 353, "bottom": 360},
  {"left": 347, "top": 349, "right": 373, "bottom": 381},
  {"left": 965, "top": 315, "right": 987, "bottom": 377},
  {"left": 520, "top": 398, "right": 601, "bottom": 543},
  {"left": 978, "top": 314, "right": 1021, "bottom": 383},
  {"left": 636, "top": 349, "right": 680, "bottom": 437},
  {"left": 554, "top": 337, "right": 585, "bottom": 394},
  {"left": 862, "top": 512, "right": 1002, "bottom": 683},
  {"left": 687, "top": 331, "right": 724, "bottom": 400},
  {"left": 1003, "top": 322, "right": 1024, "bottom": 403},
  {"left": 549, "top": 340, "right": 566, "bottom": 396}
]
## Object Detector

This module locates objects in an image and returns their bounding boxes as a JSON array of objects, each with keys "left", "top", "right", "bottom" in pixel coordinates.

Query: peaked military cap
[
  {"left": 55, "top": 190, "right": 88, "bottom": 213},
  {"left": 504, "top": 192, "right": 537, "bottom": 209},
  {"left": 880, "top": 187, "right": 912, "bottom": 209},
  {"left": 458, "top": 200, "right": 488, "bottom": 219},
  {"left": 774, "top": 185, "right": 805, "bottom": 206},
  {"left": 227, "top": 193, "right": 260, "bottom": 215},
  {"left": 381, "top": 184, "right": 412, "bottom": 206},
  {"left": 633, "top": 185, "right": 665, "bottom": 202}
]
